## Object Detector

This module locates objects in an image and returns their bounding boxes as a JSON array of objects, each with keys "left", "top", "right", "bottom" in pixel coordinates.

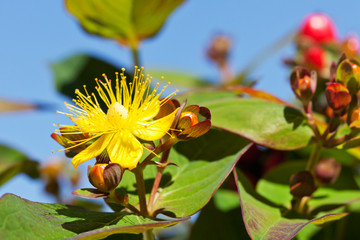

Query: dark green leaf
[
  {"left": 189, "top": 199, "right": 250, "bottom": 240},
  {"left": 51, "top": 54, "right": 127, "bottom": 99},
  {"left": 0, "top": 145, "right": 39, "bottom": 186},
  {"left": 0, "top": 194, "right": 187, "bottom": 240},
  {"left": 65, "top": 0, "right": 185, "bottom": 46}
]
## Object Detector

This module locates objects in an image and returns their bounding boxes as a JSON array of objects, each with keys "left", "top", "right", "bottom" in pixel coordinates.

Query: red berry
[
  {"left": 303, "top": 45, "right": 326, "bottom": 69},
  {"left": 300, "top": 13, "right": 337, "bottom": 43}
]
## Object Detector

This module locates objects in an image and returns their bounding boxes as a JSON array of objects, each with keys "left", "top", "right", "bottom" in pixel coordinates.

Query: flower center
[{"left": 107, "top": 102, "right": 129, "bottom": 122}]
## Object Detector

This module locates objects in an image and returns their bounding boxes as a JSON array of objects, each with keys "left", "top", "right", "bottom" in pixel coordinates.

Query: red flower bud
[
  {"left": 299, "top": 13, "right": 337, "bottom": 43},
  {"left": 325, "top": 83, "right": 351, "bottom": 113}
]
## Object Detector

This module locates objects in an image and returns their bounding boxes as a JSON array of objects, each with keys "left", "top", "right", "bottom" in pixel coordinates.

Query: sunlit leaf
[
  {"left": 149, "top": 69, "right": 211, "bottom": 88},
  {"left": 65, "top": 0, "right": 185, "bottom": 47},
  {"left": 256, "top": 161, "right": 360, "bottom": 214},
  {"left": 113, "top": 128, "right": 250, "bottom": 218},
  {"left": 179, "top": 91, "right": 314, "bottom": 150},
  {"left": 0, "top": 194, "right": 188, "bottom": 239}
]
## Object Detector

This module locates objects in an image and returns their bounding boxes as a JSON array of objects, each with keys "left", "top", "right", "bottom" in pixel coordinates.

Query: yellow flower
[{"left": 56, "top": 67, "right": 177, "bottom": 170}]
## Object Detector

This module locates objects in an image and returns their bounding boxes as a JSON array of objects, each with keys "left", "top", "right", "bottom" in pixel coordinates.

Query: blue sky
[{"left": 1, "top": 0, "right": 360, "bottom": 203}]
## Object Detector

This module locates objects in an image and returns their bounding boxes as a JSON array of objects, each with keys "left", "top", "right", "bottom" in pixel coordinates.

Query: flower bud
[
  {"left": 325, "top": 82, "right": 351, "bottom": 114},
  {"left": 206, "top": 35, "right": 232, "bottom": 68},
  {"left": 314, "top": 158, "right": 341, "bottom": 185},
  {"left": 290, "top": 170, "right": 316, "bottom": 198},
  {"left": 88, "top": 163, "right": 123, "bottom": 192},
  {"left": 299, "top": 13, "right": 337, "bottom": 43},
  {"left": 290, "top": 67, "right": 316, "bottom": 106},
  {"left": 176, "top": 105, "right": 211, "bottom": 140},
  {"left": 336, "top": 59, "right": 360, "bottom": 94},
  {"left": 51, "top": 127, "right": 92, "bottom": 157}
]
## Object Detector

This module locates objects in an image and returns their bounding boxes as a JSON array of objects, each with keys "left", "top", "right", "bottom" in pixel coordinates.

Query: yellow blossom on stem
[{"left": 55, "top": 67, "right": 177, "bottom": 170}]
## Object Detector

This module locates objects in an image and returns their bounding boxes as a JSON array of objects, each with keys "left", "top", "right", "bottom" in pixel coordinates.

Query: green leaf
[
  {"left": 115, "top": 128, "right": 250, "bottom": 217},
  {"left": 65, "top": 0, "right": 185, "bottom": 47},
  {"left": 177, "top": 90, "right": 239, "bottom": 105},
  {"left": 256, "top": 161, "right": 360, "bottom": 214},
  {"left": 51, "top": 54, "right": 126, "bottom": 99},
  {"left": 297, "top": 203, "right": 360, "bottom": 240},
  {"left": 148, "top": 70, "right": 211, "bottom": 88},
  {"left": 72, "top": 188, "right": 109, "bottom": 199},
  {"left": 0, "top": 145, "right": 39, "bottom": 186},
  {"left": 178, "top": 90, "right": 313, "bottom": 150},
  {"left": 181, "top": 94, "right": 313, "bottom": 150},
  {"left": 0, "top": 194, "right": 187, "bottom": 240},
  {"left": 213, "top": 189, "right": 241, "bottom": 212},
  {"left": 234, "top": 170, "right": 348, "bottom": 240}
]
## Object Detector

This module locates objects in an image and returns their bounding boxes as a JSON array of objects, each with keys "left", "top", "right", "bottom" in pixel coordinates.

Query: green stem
[
  {"left": 304, "top": 102, "right": 322, "bottom": 140},
  {"left": 305, "top": 142, "right": 323, "bottom": 172},
  {"left": 134, "top": 168, "right": 149, "bottom": 216},
  {"left": 132, "top": 47, "right": 141, "bottom": 67},
  {"left": 143, "top": 229, "right": 155, "bottom": 240}
]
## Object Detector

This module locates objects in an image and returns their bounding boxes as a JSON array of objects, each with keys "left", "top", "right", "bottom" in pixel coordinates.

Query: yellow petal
[
  {"left": 71, "top": 134, "right": 113, "bottom": 168},
  {"left": 106, "top": 131, "right": 143, "bottom": 170},
  {"left": 137, "top": 99, "right": 160, "bottom": 121},
  {"left": 132, "top": 110, "right": 176, "bottom": 141}
]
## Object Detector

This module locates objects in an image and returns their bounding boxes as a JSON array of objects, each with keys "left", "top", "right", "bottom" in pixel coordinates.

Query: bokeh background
[{"left": 1, "top": 0, "right": 360, "bottom": 204}]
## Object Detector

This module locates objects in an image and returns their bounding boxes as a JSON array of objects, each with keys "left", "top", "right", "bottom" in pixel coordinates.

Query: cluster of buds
[
  {"left": 287, "top": 13, "right": 360, "bottom": 79},
  {"left": 290, "top": 55, "right": 360, "bottom": 126}
]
